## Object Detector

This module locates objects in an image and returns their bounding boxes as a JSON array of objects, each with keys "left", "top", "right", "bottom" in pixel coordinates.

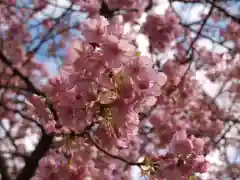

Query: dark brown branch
[
  {"left": 176, "top": 0, "right": 240, "bottom": 24},
  {"left": 0, "top": 51, "right": 58, "bottom": 122},
  {"left": 214, "top": 122, "right": 234, "bottom": 145},
  {"left": 186, "top": 0, "right": 216, "bottom": 55},
  {"left": 0, "top": 154, "right": 11, "bottom": 180},
  {"left": 145, "top": 0, "right": 154, "bottom": 12},
  {"left": 180, "top": 22, "right": 232, "bottom": 51},
  {"left": 0, "top": 51, "right": 44, "bottom": 96},
  {"left": 99, "top": 1, "right": 138, "bottom": 19},
  {"left": 0, "top": 102, "right": 45, "bottom": 133},
  {"left": 24, "top": 2, "right": 75, "bottom": 64},
  {"left": 86, "top": 132, "right": 142, "bottom": 166},
  {"left": 206, "top": 0, "right": 240, "bottom": 24},
  {"left": 0, "top": 121, "right": 18, "bottom": 150},
  {"left": 16, "top": 133, "right": 54, "bottom": 180},
  {"left": 0, "top": 51, "right": 57, "bottom": 180}
]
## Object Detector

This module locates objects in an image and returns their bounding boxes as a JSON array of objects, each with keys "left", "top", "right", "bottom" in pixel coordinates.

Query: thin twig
[
  {"left": 186, "top": 0, "right": 216, "bottom": 55},
  {"left": 86, "top": 132, "right": 142, "bottom": 166},
  {"left": 0, "top": 51, "right": 58, "bottom": 122}
]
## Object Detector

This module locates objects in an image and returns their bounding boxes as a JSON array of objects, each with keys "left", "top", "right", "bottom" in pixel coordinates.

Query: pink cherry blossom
[{"left": 1, "top": 1, "right": 239, "bottom": 180}]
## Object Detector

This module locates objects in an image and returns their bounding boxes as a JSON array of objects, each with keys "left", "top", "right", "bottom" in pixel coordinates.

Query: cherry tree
[{"left": 0, "top": 0, "right": 239, "bottom": 180}]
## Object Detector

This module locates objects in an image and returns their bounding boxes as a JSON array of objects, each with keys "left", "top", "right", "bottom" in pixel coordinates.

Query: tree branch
[
  {"left": 171, "top": 0, "right": 240, "bottom": 24},
  {"left": 0, "top": 154, "right": 11, "bottom": 180},
  {"left": 205, "top": 0, "right": 240, "bottom": 24},
  {"left": 0, "top": 51, "right": 58, "bottom": 122},
  {"left": 16, "top": 133, "right": 54, "bottom": 180},
  {"left": 86, "top": 132, "right": 142, "bottom": 166},
  {"left": 185, "top": 0, "right": 216, "bottom": 55}
]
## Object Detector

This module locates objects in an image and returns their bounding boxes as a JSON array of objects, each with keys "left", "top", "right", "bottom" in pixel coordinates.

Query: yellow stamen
[{"left": 135, "top": 51, "right": 141, "bottom": 56}]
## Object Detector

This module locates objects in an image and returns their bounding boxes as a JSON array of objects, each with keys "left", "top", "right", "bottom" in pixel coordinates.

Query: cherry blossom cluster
[
  {"left": 195, "top": 46, "right": 240, "bottom": 101},
  {"left": 224, "top": 21, "right": 240, "bottom": 50},
  {"left": 2, "top": 0, "right": 239, "bottom": 179},
  {"left": 143, "top": 59, "right": 225, "bottom": 150},
  {"left": 32, "top": 137, "right": 137, "bottom": 180},
  {"left": 28, "top": 15, "right": 211, "bottom": 180},
  {"left": 32, "top": 129, "right": 209, "bottom": 180},
  {"left": 143, "top": 9, "right": 183, "bottom": 52},
  {"left": 140, "top": 130, "right": 209, "bottom": 180},
  {"left": 30, "top": 15, "right": 167, "bottom": 147}
]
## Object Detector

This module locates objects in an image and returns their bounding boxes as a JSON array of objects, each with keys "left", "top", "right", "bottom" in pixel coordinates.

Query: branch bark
[
  {"left": 16, "top": 134, "right": 54, "bottom": 180},
  {"left": 0, "top": 51, "right": 58, "bottom": 122},
  {"left": 0, "top": 154, "right": 11, "bottom": 180}
]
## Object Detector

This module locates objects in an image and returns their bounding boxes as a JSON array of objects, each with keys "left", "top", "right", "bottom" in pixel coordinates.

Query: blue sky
[{"left": 20, "top": 0, "right": 86, "bottom": 75}]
